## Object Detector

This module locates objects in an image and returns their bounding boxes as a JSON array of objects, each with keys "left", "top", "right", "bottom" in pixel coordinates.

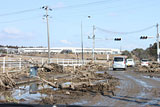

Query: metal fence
[
  {"left": 0, "top": 57, "right": 30, "bottom": 73},
  {"left": 0, "top": 57, "right": 109, "bottom": 73}
]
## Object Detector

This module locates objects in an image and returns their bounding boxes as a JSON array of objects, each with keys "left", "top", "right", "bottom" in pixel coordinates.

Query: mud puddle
[
  {"left": 95, "top": 71, "right": 105, "bottom": 74},
  {"left": 0, "top": 82, "right": 57, "bottom": 103},
  {"left": 125, "top": 75, "right": 152, "bottom": 89},
  {"left": 143, "top": 75, "right": 160, "bottom": 81},
  {"left": 71, "top": 100, "right": 89, "bottom": 105}
]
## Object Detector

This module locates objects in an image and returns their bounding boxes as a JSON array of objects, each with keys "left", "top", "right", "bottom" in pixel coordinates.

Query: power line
[
  {"left": 53, "top": 0, "right": 117, "bottom": 9},
  {"left": 0, "top": 16, "right": 41, "bottom": 24},
  {"left": 96, "top": 25, "right": 156, "bottom": 35},
  {"left": 0, "top": 8, "right": 40, "bottom": 17}
]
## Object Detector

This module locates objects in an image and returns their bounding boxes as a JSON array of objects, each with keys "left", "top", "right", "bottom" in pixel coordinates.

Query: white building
[
  {"left": 0, "top": 47, "right": 18, "bottom": 54},
  {"left": 18, "top": 47, "right": 121, "bottom": 54}
]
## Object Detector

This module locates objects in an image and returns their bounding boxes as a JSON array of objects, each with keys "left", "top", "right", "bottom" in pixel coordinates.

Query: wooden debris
[
  {"left": 0, "top": 74, "right": 16, "bottom": 90},
  {"left": 34, "top": 76, "right": 57, "bottom": 88},
  {"left": 135, "top": 61, "right": 160, "bottom": 73}
]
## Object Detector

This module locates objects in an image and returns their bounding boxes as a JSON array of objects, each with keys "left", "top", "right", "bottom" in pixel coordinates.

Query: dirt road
[{"left": 77, "top": 70, "right": 160, "bottom": 106}]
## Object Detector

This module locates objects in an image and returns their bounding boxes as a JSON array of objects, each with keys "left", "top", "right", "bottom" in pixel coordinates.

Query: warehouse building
[{"left": 18, "top": 47, "right": 121, "bottom": 55}]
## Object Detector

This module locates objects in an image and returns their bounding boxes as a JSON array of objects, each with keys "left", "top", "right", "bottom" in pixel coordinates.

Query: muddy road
[{"left": 90, "top": 70, "right": 160, "bottom": 107}]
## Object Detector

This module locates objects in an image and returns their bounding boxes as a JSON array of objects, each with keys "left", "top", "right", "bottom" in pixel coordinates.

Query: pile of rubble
[
  {"left": 38, "top": 63, "right": 63, "bottom": 72},
  {"left": 35, "top": 62, "right": 115, "bottom": 94},
  {"left": 76, "top": 61, "right": 108, "bottom": 72},
  {"left": 0, "top": 74, "right": 16, "bottom": 90},
  {"left": 135, "top": 62, "right": 160, "bottom": 73},
  {"left": 37, "top": 69, "right": 119, "bottom": 104},
  {"left": 0, "top": 59, "right": 119, "bottom": 104},
  {"left": 26, "top": 58, "right": 64, "bottom": 73}
]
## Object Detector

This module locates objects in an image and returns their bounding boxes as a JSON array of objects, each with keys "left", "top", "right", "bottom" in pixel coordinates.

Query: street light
[
  {"left": 86, "top": 16, "right": 96, "bottom": 61},
  {"left": 81, "top": 16, "right": 91, "bottom": 64},
  {"left": 81, "top": 20, "right": 83, "bottom": 63}
]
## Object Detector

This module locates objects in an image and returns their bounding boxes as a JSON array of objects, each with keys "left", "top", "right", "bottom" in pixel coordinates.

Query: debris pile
[
  {"left": 25, "top": 58, "right": 63, "bottom": 73},
  {"left": 0, "top": 59, "right": 119, "bottom": 104},
  {"left": 37, "top": 67, "right": 119, "bottom": 104},
  {"left": 0, "top": 74, "right": 16, "bottom": 90},
  {"left": 135, "top": 61, "right": 160, "bottom": 73},
  {"left": 38, "top": 63, "right": 63, "bottom": 73},
  {"left": 35, "top": 61, "right": 117, "bottom": 94},
  {"left": 76, "top": 61, "right": 108, "bottom": 72}
]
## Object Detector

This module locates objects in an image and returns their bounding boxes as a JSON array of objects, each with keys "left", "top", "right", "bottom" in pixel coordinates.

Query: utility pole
[
  {"left": 92, "top": 25, "right": 96, "bottom": 61},
  {"left": 156, "top": 23, "right": 159, "bottom": 63},
  {"left": 81, "top": 20, "right": 84, "bottom": 64},
  {"left": 42, "top": 6, "right": 52, "bottom": 63}
]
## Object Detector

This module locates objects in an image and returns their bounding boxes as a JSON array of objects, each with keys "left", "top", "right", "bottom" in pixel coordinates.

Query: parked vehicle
[
  {"left": 113, "top": 56, "right": 126, "bottom": 70},
  {"left": 126, "top": 59, "right": 135, "bottom": 67},
  {"left": 141, "top": 59, "right": 149, "bottom": 66}
]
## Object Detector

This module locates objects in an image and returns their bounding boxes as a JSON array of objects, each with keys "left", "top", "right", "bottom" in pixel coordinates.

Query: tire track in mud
[
  {"left": 126, "top": 73, "right": 160, "bottom": 106},
  {"left": 124, "top": 75, "right": 153, "bottom": 106},
  {"left": 95, "top": 71, "right": 143, "bottom": 106},
  {"left": 98, "top": 71, "right": 160, "bottom": 107},
  {"left": 139, "top": 75, "right": 160, "bottom": 106}
]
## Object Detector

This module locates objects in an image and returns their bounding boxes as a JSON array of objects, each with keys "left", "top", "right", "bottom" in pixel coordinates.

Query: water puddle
[
  {"left": 95, "top": 71, "right": 105, "bottom": 74},
  {"left": 0, "top": 82, "right": 57, "bottom": 103},
  {"left": 125, "top": 75, "right": 152, "bottom": 89},
  {"left": 143, "top": 76, "right": 160, "bottom": 81},
  {"left": 72, "top": 100, "right": 88, "bottom": 105},
  {"left": 63, "top": 82, "right": 72, "bottom": 85}
]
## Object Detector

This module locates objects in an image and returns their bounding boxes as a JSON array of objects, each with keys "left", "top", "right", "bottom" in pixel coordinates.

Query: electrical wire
[
  {"left": 53, "top": 0, "right": 117, "bottom": 9},
  {"left": 0, "top": 8, "right": 40, "bottom": 17},
  {"left": 0, "top": 0, "right": 114, "bottom": 17},
  {"left": 0, "top": 16, "right": 41, "bottom": 24},
  {"left": 96, "top": 25, "right": 156, "bottom": 35}
]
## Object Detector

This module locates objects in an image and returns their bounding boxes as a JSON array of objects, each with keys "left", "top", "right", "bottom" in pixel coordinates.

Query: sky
[{"left": 0, "top": 0, "right": 160, "bottom": 51}]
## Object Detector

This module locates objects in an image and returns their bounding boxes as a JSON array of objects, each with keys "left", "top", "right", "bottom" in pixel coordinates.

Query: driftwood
[
  {"left": 41, "top": 63, "right": 63, "bottom": 72},
  {"left": 34, "top": 76, "right": 57, "bottom": 88},
  {"left": 59, "top": 81, "right": 95, "bottom": 90},
  {"left": 25, "top": 58, "right": 63, "bottom": 72},
  {"left": 0, "top": 74, "right": 16, "bottom": 90},
  {"left": 34, "top": 75, "right": 94, "bottom": 90}
]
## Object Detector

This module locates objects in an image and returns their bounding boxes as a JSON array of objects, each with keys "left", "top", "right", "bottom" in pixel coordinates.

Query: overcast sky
[{"left": 0, "top": 0, "right": 159, "bottom": 51}]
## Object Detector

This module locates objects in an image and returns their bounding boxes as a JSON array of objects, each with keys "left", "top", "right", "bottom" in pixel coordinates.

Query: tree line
[{"left": 122, "top": 42, "right": 158, "bottom": 61}]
